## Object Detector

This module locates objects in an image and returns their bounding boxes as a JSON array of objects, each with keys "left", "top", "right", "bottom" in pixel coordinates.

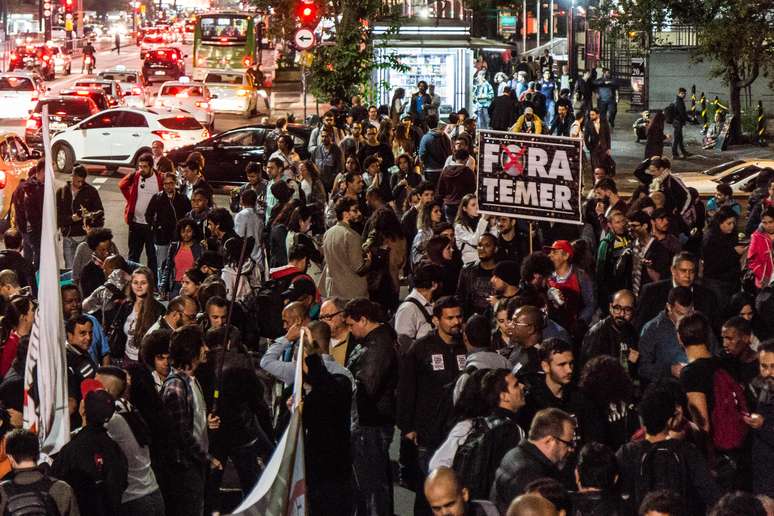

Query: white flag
[
  {"left": 229, "top": 334, "right": 307, "bottom": 515},
  {"left": 23, "top": 104, "right": 70, "bottom": 459}
]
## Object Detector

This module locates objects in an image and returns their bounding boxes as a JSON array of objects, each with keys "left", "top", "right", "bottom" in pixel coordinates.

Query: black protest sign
[{"left": 476, "top": 130, "right": 583, "bottom": 224}]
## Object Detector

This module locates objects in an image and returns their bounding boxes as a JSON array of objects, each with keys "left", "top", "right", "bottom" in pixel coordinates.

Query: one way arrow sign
[{"left": 293, "top": 28, "right": 316, "bottom": 50}]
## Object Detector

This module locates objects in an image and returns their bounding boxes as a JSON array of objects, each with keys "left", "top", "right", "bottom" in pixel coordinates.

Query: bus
[{"left": 192, "top": 12, "right": 257, "bottom": 81}]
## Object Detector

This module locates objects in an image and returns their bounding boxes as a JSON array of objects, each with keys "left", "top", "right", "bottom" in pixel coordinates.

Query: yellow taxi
[{"left": 0, "top": 131, "right": 41, "bottom": 220}]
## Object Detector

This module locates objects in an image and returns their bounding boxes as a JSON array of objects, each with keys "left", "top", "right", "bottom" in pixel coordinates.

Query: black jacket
[
  {"left": 56, "top": 182, "right": 104, "bottom": 238},
  {"left": 160, "top": 241, "right": 204, "bottom": 294},
  {"left": 145, "top": 191, "right": 192, "bottom": 245},
  {"left": 521, "top": 376, "right": 596, "bottom": 444},
  {"left": 0, "top": 250, "right": 35, "bottom": 294},
  {"left": 550, "top": 114, "right": 574, "bottom": 137},
  {"left": 490, "top": 439, "right": 562, "bottom": 513},
  {"left": 107, "top": 299, "right": 165, "bottom": 359},
  {"left": 580, "top": 316, "right": 638, "bottom": 367},
  {"left": 347, "top": 324, "right": 399, "bottom": 427},
  {"left": 51, "top": 425, "right": 128, "bottom": 516},
  {"left": 13, "top": 178, "right": 43, "bottom": 236},
  {"left": 488, "top": 94, "right": 518, "bottom": 131},
  {"left": 635, "top": 280, "right": 718, "bottom": 331},
  {"left": 457, "top": 263, "right": 494, "bottom": 318},
  {"left": 674, "top": 95, "right": 688, "bottom": 124},
  {"left": 408, "top": 92, "right": 432, "bottom": 122},
  {"left": 80, "top": 261, "right": 105, "bottom": 299},
  {"left": 397, "top": 331, "right": 466, "bottom": 447},
  {"left": 570, "top": 491, "right": 622, "bottom": 516}
]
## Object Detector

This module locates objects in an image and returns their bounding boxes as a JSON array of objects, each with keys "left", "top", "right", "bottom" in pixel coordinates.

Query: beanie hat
[{"left": 493, "top": 260, "right": 520, "bottom": 286}]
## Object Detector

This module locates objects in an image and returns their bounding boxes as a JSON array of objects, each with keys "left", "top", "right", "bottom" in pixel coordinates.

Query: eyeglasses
[
  {"left": 552, "top": 435, "right": 575, "bottom": 449},
  {"left": 319, "top": 311, "right": 343, "bottom": 321},
  {"left": 611, "top": 305, "right": 634, "bottom": 314}
]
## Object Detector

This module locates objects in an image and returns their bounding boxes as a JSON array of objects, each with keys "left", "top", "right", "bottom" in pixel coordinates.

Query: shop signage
[{"left": 476, "top": 130, "right": 583, "bottom": 224}]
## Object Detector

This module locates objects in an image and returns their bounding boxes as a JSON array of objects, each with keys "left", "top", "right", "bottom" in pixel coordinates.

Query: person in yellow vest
[{"left": 510, "top": 107, "right": 544, "bottom": 135}]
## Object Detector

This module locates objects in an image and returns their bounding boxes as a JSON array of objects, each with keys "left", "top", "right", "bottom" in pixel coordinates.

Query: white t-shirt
[
  {"left": 123, "top": 309, "right": 139, "bottom": 361},
  {"left": 133, "top": 175, "right": 160, "bottom": 224}
]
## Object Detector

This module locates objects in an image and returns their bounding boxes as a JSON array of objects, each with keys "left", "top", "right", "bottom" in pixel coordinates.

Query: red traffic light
[
  {"left": 65, "top": 0, "right": 73, "bottom": 6},
  {"left": 296, "top": 2, "right": 318, "bottom": 24}
]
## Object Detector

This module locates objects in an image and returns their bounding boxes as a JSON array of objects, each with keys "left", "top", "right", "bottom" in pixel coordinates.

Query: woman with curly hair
[{"left": 578, "top": 355, "right": 638, "bottom": 449}]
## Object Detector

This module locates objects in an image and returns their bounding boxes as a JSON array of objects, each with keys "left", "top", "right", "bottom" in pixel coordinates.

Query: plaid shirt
[{"left": 161, "top": 369, "right": 209, "bottom": 465}]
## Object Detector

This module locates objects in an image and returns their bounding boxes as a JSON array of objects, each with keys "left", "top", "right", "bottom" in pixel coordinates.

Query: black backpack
[
  {"left": 452, "top": 415, "right": 512, "bottom": 500},
  {"left": 664, "top": 103, "right": 677, "bottom": 124},
  {"left": 0, "top": 476, "right": 60, "bottom": 516},
  {"left": 633, "top": 440, "right": 688, "bottom": 509},
  {"left": 238, "top": 272, "right": 304, "bottom": 341}
]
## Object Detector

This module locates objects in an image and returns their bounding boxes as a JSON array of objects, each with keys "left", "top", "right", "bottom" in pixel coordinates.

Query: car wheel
[{"left": 52, "top": 143, "right": 74, "bottom": 174}]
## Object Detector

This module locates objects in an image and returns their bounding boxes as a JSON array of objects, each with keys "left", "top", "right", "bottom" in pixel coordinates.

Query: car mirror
[{"left": 30, "top": 150, "right": 42, "bottom": 159}]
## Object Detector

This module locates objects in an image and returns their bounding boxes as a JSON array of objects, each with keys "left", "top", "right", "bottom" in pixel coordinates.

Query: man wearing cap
[
  {"left": 52, "top": 384, "right": 128, "bottom": 516},
  {"left": 490, "top": 260, "right": 521, "bottom": 308},
  {"left": 545, "top": 240, "right": 595, "bottom": 337},
  {"left": 397, "top": 296, "right": 467, "bottom": 514},
  {"left": 510, "top": 106, "right": 543, "bottom": 134},
  {"left": 282, "top": 276, "right": 319, "bottom": 319}
]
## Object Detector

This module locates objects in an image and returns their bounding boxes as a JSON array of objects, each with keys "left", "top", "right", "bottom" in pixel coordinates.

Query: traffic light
[
  {"left": 64, "top": 0, "right": 73, "bottom": 12},
  {"left": 296, "top": 0, "right": 319, "bottom": 27}
]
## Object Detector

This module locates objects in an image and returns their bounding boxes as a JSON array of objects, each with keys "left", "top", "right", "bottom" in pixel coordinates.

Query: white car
[
  {"left": 98, "top": 66, "right": 149, "bottom": 108},
  {"left": 50, "top": 107, "right": 209, "bottom": 174},
  {"left": 140, "top": 31, "right": 166, "bottom": 59},
  {"left": 679, "top": 159, "right": 774, "bottom": 197},
  {"left": 203, "top": 70, "right": 257, "bottom": 118},
  {"left": 0, "top": 72, "right": 46, "bottom": 120},
  {"left": 46, "top": 44, "right": 72, "bottom": 75},
  {"left": 154, "top": 80, "right": 215, "bottom": 130}
]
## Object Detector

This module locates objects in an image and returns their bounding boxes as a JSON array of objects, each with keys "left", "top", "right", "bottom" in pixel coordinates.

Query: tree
[{"left": 591, "top": 0, "right": 774, "bottom": 143}]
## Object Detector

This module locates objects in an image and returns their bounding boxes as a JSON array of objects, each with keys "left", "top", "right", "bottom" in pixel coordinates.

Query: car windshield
[
  {"left": 158, "top": 116, "right": 202, "bottom": 130},
  {"left": 204, "top": 73, "right": 243, "bottom": 85},
  {"left": 160, "top": 85, "right": 203, "bottom": 97},
  {"left": 34, "top": 99, "right": 94, "bottom": 117},
  {"left": 703, "top": 160, "right": 747, "bottom": 176},
  {"left": 718, "top": 165, "right": 761, "bottom": 185},
  {"left": 63, "top": 91, "right": 108, "bottom": 110},
  {"left": 200, "top": 16, "right": 248, "bottom": 42},
  {"left": 101, "top": 73, "right": 137, "bottom": 82},
  {"left": 0, "top": 77, "right": 34, "bottom": 91}
]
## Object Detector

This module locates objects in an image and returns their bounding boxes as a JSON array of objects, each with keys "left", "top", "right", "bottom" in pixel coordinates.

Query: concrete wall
[{"left": 647, "top": 47, "right": 774, "bottom": 116}]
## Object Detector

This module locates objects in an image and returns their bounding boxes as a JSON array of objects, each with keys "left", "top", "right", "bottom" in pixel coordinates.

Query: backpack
[
  {"left": 390, "top": 297, "right": 432, "bottom": 330},
  {"left": 664, "top": 103, "right": 676, "bottom": 124},
  {"left": 0, "top": 476, "right": 61, "bottom": 516},
  {"left": 633, "top": 440, "right": 688, "bottom": 509},
  {"left": 238, "top": 272, "right": 305, "bottom": 340},
  {"left": 452, "top": 414, "right": 513, "bottom": 500},
  {"left": 711, "top": 367, "right": 750, "bottom": 450}
]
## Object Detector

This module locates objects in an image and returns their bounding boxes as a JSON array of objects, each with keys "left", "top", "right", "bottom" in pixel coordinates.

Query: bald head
[
  {"left": 283, "top": 301, "right": 308, "bottom": 322},
  {"left": 424, "top": 467, "right": 469, "bottom": 516},
  {"left": 612, "top": 289, "right": 635, "bottom": 306},
  {"left": 506, "top": 494, "right": 558, "bottom": 516}
]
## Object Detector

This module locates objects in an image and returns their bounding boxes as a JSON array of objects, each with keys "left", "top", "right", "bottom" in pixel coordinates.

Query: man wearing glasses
[
  {"left": 319, "top": 297, "right": 352, "bottom": 367},
  {"left": 119, "top": 153, "right": 163, "bottom": 277},
  {"left": 491, "top": 407, "right": 576, "bottom": 513},
  {"left": 581, "top": 289, "right": 639, "bottom": 372},
  {"left": 147, "top": 295, "right": 198, "bottom": 333}
]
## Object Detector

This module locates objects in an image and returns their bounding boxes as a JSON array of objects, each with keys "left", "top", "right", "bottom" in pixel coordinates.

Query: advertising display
[{"left": 476, "top": 130, "right": 583, "bottom": 224}]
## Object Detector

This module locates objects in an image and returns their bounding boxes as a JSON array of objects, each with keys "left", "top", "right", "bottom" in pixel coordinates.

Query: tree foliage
[{"left": 591, "top": 0, "right": 774, "bottom": 139}]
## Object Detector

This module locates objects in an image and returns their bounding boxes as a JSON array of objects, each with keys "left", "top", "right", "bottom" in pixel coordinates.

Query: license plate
[
  {"left": 50, "top": 122, "right": 66, "bottom": 131},
  {"left": 155, "top": 71, "right": 165, "bottom": 75}
]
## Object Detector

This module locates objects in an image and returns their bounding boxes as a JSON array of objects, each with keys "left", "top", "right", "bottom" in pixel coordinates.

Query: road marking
[{"left": 91, "top": 177, "right": 108, "bottom": 184}]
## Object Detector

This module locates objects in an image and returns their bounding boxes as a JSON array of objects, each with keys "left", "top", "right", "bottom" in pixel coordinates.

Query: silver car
[
  {"left": 203, "top": 70, "right": 258, "bottom": 118},
  {"left": 98, "top": 67, "right": 149, "bottom": 108}
]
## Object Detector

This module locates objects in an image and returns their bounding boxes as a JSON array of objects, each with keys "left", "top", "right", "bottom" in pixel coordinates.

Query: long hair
[
  {"left": 455, "top": 194, "right": 479, "bottom": 231},
  {"left": 299, "top": 160, "right": 320, "bottom": 182},
  {"left": 129, "top": 267, "right": 160, "bottom": 344},
  {"left": 0, "top": 296, "right": 33, "bottom": 344},
  {"left": 377, "top": 119, "right": 394, "bottom": 145},
  {"left": 417, "top": 201, "right": 442, "bottom": 231},
  {"left": 370, "top": 206, "right": 404, "bottom": 241},
  {"left": 647, "top": 110, "right": 665, "bottom": 137}
]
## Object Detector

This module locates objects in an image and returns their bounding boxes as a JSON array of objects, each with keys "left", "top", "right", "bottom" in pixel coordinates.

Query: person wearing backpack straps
[
  {"left": 397, "top": 296, "right": 467, "bottom": 515},
  {"left": 394, "top": 262, "right": 442, "bottom": 354},
  {"left": 423, "top": 467, "right": 500, "bottom": 516},
  {"left": 0, "top": 429, "right": 79, "bottom": 515},
  {"left": 616, "top": 383, "right": 719, "bottom": 516}
]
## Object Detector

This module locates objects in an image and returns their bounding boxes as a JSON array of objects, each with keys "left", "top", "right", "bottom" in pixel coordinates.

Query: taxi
[
  {"left": 98, "top": 66, "right": 149, "bottom": 108},
  {"left": 203, "top": 70, "right": 257, "bottom": 118},
  {"left": 153, "top": 77, "right": 215, "bottom": 130},
  {"left": 0, "top": 132, "right": 41, "bottom": 219}
]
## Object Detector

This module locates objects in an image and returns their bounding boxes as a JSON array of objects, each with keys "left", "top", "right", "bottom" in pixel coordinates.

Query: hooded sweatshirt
[{"left": 436, "top": 164, "right": 476, "bottom": 206}]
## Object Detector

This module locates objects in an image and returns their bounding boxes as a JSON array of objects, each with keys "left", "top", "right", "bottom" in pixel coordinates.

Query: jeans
[
  {"left": 154, "top": 243, "right": 170, "bottom": 288},
  {"left": 598, "top": 99, "right": 618, "bottom": 127},
  {"left": 22, "top": 233, "right": 41, "bottom": 270},
  {"left": 63, "top": 235, "right": 86, "bottom": 270},
  {"left": 120, "top": 489, "right": 165, "bottom": 516},
  {"left": 672, "top": 122, "right": 687, "bottom": 156},
  {"left": 165, "top": 463, "right": 205, "bottom": 516},
  {"left": 413, "top": 446, "right": 433, "bottom": 516},
  {"left": 128, "top": 222, "right": 157, "bottom": 280},
  {"left": 352, "top": 425, "right": 394, "bottom": 516},
  {"left": 476, "top": 107, "right": 490, "bottom": 129},
  {"left": 444, "top": 204, "right": 459, "bottom": 223}
]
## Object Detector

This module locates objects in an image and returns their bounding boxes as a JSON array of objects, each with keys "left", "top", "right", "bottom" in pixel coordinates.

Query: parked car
[
  {"left": 679, "top": 159, "right": 774, "bottom": 197},
  {"left": 166, "top": 124, "right": 311, "bottom": 185},
  {"left": 51, "top": 107, "right": 209, "bottom": 174},
  {"left": 25, "top": 96, "right": 100, "bottom": 150}
]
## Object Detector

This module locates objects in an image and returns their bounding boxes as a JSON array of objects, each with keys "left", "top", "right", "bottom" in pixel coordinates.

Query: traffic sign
[{"left": 293, "top": 28, "right": 315, "bottom": 50}]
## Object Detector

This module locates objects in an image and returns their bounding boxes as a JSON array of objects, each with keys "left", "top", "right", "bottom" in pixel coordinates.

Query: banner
[
  {"left": 476, "top": 130, "right": 583, "bottom": 225},
  {"left": 230, "top": 334, "right": 306, "bottom": 515},
  {"left": 23, "top": 105, "right": 70, "bottom": 460},
  {"left": 631, "top": 58, "right": 646, "bottom": 107}
]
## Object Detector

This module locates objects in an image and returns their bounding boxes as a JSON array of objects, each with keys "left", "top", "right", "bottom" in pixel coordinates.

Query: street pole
[
  {"left": 568, "top": 0, "right": 575, "bottom": 79},
  {"left": 302, "top": 64, "right": 307, "bottom": 122},
  {"left": 522, "top": 0, "right": 526, "bottom": 53}
]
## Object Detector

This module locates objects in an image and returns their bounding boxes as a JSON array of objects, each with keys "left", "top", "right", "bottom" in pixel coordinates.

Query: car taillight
[
  {"left": 0, "top": 171, "right": 7, "bottom": 189},
  {"left": 25, "top": 116, "right": 41, "bottom": 130},
  {"left": 75, "top": 91, "right": 90, "bottom": 96},
  {"left": 132, "top": 87, "right": 142, "bottom": 94},
  {"left": 171, "top": 53, "right": 178, "bottom": 60},
  {"left": 201, "top": 128, "right": 210, "bottom": 139},
  {"left": 195, "top": 101, "right": 209, "bottom": 109},
  {"left": 42, "top": 55, "right": 50, "bottom": 61},
  {"left": 152, "top": 130, "right": 181, "bottom": 141},
  {"left": 9, "top": 53, "right": 16, "bottom": 61}
]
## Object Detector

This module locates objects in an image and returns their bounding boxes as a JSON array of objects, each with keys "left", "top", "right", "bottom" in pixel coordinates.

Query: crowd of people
[{"left": 0, "top": 66, "right": 774, "bottom": 516}]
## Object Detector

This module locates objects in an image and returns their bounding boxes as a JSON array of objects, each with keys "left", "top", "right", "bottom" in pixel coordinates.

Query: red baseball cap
[{"left": 543, "top": 240, "right": 574, "bottom": 258}]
